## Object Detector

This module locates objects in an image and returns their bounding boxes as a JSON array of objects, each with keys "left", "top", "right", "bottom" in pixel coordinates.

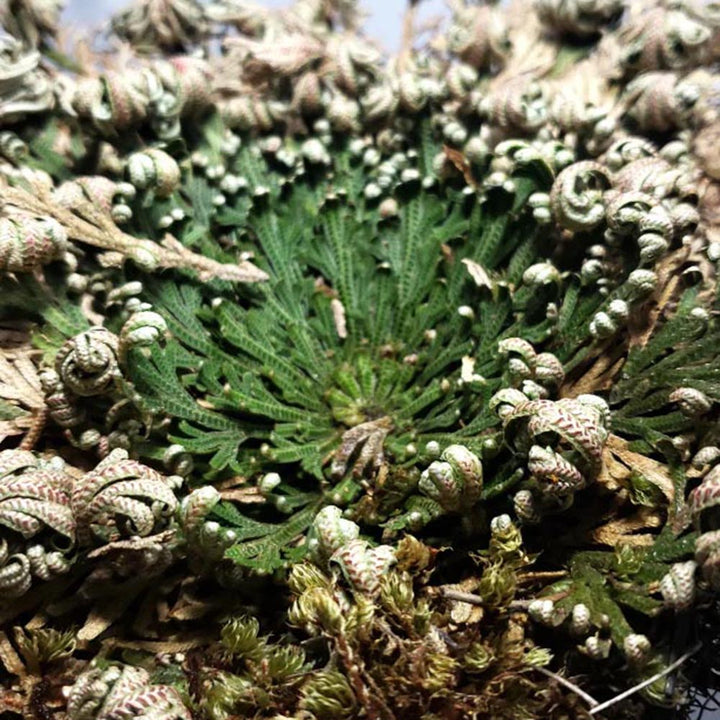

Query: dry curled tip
[
  {"left": 623, "top": 72, "right": 700, "bottom": 133},
  {"left": 550, "top": 161, "right": 612, "bottom": 232},
  {"left": 619, "top": 6, "right": 711, "bottom": 74},
  {"left": 55, "top": 328, "right": 121, "bottom": 398},
  {"left": 535, "top": 0, "right": 624, "bottom": 38},
  {"left": 480, "top": 79, "right": 548, "bottom": 134},
  {"left": 71, "top": 448, "right": 180, "bottom": 547},
  {"left": 110, "top": 0, "right": 208, "bottom": 51},
  {"left": 0, "top": 450, "right": 75, "bottom": 598},
  {"left": 64, "top": 662, "right": 191, "bottom": 720},
  {"left": 0, "top": 210, "right": 67, "bottom": 273}
]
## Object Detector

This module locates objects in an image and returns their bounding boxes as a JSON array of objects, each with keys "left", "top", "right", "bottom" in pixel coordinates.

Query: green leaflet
[
  {"left": 124, "top": 124, "right": 566, "bottom": 511},
  {"left": 222, "top": 504, "right": 318, "bottom": 571},
  {"left": 609, "top": 289, "right": 720, "bottom": 450}
]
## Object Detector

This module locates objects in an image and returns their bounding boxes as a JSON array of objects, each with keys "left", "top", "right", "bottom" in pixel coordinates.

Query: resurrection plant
[{"left": 0, "top": 0, "right": 720, "bottom": 718}]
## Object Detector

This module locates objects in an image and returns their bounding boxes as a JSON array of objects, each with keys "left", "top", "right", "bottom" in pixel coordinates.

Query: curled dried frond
[
  {"left": 0, "top": 450, "right": 75, "bottom": 598},
  {"left": 0, "top": 34, "right": 53, "bottom": 123},
  {"left": 618, "top": 6, "right": 711, "bottom": 75},
  {"left": 110, "top": 0, "right": 208, "bottom": 51},
  {"left": 71, "top": 448, "right": 180, "bottom": 546},
  {"left": 65, "top": 663, "right": 191, "bottom": 720},
  {"left": 55, "top": 328, "right": 120, "bottom": 397},
  {"left": 446, "top": 3, "right": 510, "bottom": 70},
  {"left": 550, "top": 160, "right": 611, "bottom": 231},
  {"left": 623, "top": 72, "right": 700, "bottom": 133},
  {"left": 0, "top": 210, "right": 67, "bottom": 273},
  {"left": 535, "top": 0, "right": 624, "bottom": 38}
]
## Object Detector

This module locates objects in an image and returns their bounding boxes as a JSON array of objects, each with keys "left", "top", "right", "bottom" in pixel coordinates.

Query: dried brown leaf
[
  {"left": 0, "top": 349, "right": 45, "bottom": 443},
  {"left": 0, "top": 632, "right": 25, "bottom": 677},
  {"left": 560, "top": 352, "right": 625, "bottom": 398},
  {"left": 628, "top": 247, "right": 694, "bottom": 350},
  {"left": 591, "top": 507, "right": 663, "bottom": 547},
  {"left": 602, "top": 434, "right": 675, "bottom": 503},
  {"left": 442, "top": 145, "right": 478, "bottom": 188},
  {"left": 462, "top": 258, "right": 492, "bottom": 289}
]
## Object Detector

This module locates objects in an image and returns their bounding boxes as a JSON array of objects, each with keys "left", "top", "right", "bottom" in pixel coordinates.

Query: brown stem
[
  {"left": 516, "top": 570, "right": 569, "bottom": 584},
  {"left": 19, "top": 407, "right": 48, "bottom": 451},
  {"left": 333, "top": 631, "right": 396, "bottom": 720},
  {"left": 535, "top": 666, "right": 599, "bottom": 708}
]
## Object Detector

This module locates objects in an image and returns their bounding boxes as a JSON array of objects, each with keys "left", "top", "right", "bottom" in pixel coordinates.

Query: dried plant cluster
[{"left": 1, "top": 0, "right": 720, "bottom": 717}]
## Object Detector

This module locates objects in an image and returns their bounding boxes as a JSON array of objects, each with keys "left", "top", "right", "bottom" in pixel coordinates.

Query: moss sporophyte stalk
[{"left": 1, "top": 0, "right": 720, "bottom": 718}]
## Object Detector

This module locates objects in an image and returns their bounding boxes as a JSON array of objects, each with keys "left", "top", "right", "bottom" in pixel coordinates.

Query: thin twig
[
  {"left": 535, "top": 666, "right": 599, "bottom": 708},
  {"left": 440, "top": 588, "right": 566, "bottom": 610},
  {"left": 442, "top": 589, "right": 484, "bottom": 605},
  {"left": 517, "top": 570, "right": 569, "bottom": 583},
  {"left": 589, "top": 643, "right": 702, "bottom": 716}
]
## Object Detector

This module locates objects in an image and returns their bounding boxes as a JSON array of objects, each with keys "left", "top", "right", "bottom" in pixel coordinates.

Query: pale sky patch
[{"left": 61, "top": 0, "right": 451, "bottom": 52}]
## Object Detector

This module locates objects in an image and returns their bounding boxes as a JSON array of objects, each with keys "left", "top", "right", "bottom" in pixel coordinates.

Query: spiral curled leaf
[
  {"left": 612, "top": 157, "right": 691, "bottom": 199},
  {"left": 55, "top": 176, "right": 121, "bottom": 214},
  {"left": 527, "top": 444, "right": 586, "bottom": 495},
  {"left": 0, "top": 35, "right": 54, "bottom": 123},
  {"left": 603, "top": 136, "right": 657, "bottom": 171},
  {"left": 65, "top": 663, "right": 191, "bottom": 720},
  {"left": 569, "top": 603, "right": 592, "bottom": 635},
  {"left": 64, "top": 56, "right": 211, "bottom": 137},
  {"left": 398, "top": 72, "right": 428, "bottom": 113},
  {"left": 0, "top": 130, "right": 26, "bottom": 160},
  {"left": 127, "top": 148, "right": 181, "bottom": 197},
  {"left": 119, "top": 310, "right": 168, "bottom": 362},
  {"left": 0, "top": 544, "right": 32, "bottom": 598},
  {"left": 623, "top": 633, "right": 651, "bottom": 667},
  {"left": 619, "top": 7, "right": 711, "bottom": 74},
  {"left": 111, "top": 0, "right": 207, "bottom": 51},
  {"left": 55, "top": 327, "right": 120, "bottom": 397},
  {"left": 330, "top": 538, "right": 395, "bottom": 596},
  {"left": 0, "top": 213, "right": 67, "bottom": 273},
  {"left": 687, "top": 466, "right": 720, "bottom": 528},
  {"left": 308, "top": 505, "right": 360, "bottom": 566},
  {"left": 529, "top": 598, "right": 566, "bottom": 627},
  {"left": 0, "top": 450, "right": 74, "bottom": 541},
  {"left": 447, "top": 4, "right": 509, "bottom": 70},
  {"left": 0, "top": 450, "right": 75, "bottom": 597},
  {"left": 418, "top": 445, "right": 483, "bottom": 512},
  {"left": 505, "top": 396, "right": 608, "bottom": 477},
  {"left": 494, "top": 392, "right": 609, "bottom": 522},
  {"left": 660, "top": 560, "right": 697, "bottom": 611},
  {"left": 695, "top": 530, "right": 720, "bottom": 590},
  {"left": 480, "top": 79, "right": 548, "bottom": 133},
  {"left": 535, "top": 0, "right": 623, "bottom": 37},
  {"left": 550, "top": 161, "right": 611, "bottom": 231},
  {"left": 623, "top": 72, "right": 700, "bottom": 133},
  {"left": 71, "top": 448, "right": 179, "bottom": 546},
  {"left": 179, "top": 485, "right": 220, "bottom": 538},
  {"left": 669, "top": 387, "right": 712, "bottom": 417}
]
